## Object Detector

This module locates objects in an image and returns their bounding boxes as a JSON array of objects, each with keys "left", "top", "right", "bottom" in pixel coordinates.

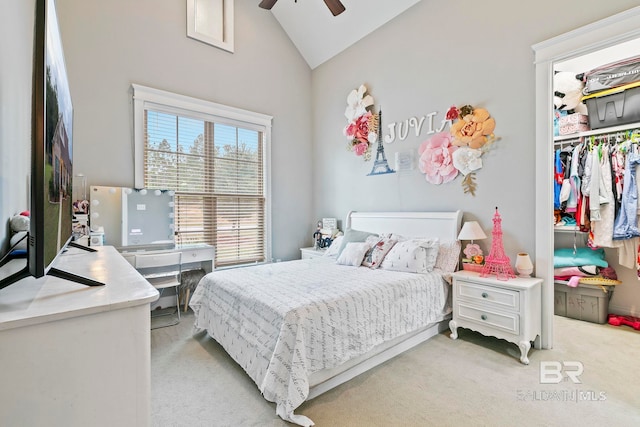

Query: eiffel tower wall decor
[
  {"left": 480, "top": 207, "right": 516, "bottom": 281},
  {"left": 368, "top": 110, "right": 395, "bottom": 176}
]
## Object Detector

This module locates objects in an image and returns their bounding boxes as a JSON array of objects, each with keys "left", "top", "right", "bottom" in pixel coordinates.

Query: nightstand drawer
[
  {"left": 457, "top": 280, "right": 520, "bottom": 311},
  {"left": 457, "top": 302, "right": 520, "bottom": 334}
]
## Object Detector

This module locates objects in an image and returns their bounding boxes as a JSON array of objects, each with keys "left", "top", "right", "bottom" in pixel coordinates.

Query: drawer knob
[
  {"left": 481, "top": 292, "right": 488, "bottom": 298},
  {"left": 481, "top": 314, "right": 488, "bottom": 321}
]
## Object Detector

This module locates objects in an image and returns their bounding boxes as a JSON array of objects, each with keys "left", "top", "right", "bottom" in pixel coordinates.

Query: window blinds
[{"left": 143, "top": 109, "right": 265, "bottom": 267}]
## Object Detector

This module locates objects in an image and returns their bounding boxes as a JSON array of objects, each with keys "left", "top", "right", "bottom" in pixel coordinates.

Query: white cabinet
[
  {"left": 0, "top": 246, "right": 158, "bottom": 426},
  {"left": 300, "top": 247, "right": 327, "bottom": 259},
  {"left": 449, "top": 271, "right": 542, "bottom": 364}
]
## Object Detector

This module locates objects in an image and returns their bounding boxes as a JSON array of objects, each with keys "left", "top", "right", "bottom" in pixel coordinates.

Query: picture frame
[
  {"left": 186, "top": 0, "right": 234, "bottom": 53},
  {"left": 322, "top": 218, "right": 337, "bottom": 230}
]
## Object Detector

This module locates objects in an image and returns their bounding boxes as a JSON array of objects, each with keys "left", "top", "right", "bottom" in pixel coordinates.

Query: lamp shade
[{"left": 457, "top": 221, "right": 487, "bottom": 241}]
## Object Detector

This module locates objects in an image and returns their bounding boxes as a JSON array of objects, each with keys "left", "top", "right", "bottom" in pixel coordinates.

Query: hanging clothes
[
  {"left": 565, "top": 143, "right": 583, "bottom": 213},
  {"left": 554, "top": 149, "right": 563, "bottom": 210},
  {"left": 613, "top": 152, "right": 640, "bottom": 239},
  {"left": 593, "top": 144, "right": 615, "bottom": 247}
]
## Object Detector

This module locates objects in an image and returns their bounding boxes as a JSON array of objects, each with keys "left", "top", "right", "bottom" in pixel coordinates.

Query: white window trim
[{"left": 131, "top": 83, "right": 273, "bottom": 263}]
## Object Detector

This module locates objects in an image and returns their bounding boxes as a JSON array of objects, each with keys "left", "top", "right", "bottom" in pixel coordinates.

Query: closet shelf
[
  {"left": 553, "top": 121, "right": 640, "bottom": 142},
  {"left": 554, "top": 225, "right": 586, "bottom": 233}
]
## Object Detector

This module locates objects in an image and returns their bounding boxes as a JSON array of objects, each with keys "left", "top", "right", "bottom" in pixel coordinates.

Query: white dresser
[
  {"left": 0, "top": 246, "right": 159, "bottom": 426},
  {"left": 449, "top": 270, "right": 542, "bottom": 364}
]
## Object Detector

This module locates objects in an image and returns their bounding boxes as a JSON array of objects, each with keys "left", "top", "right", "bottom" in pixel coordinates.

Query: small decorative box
[
  {"left": 462, "top": 263, "right": 484, "bottom": 273},
  {"left": 559, "top": 123, "right": 590, "bottom": 135},
  {"left": 558, "top": 113, "right": 588, "bottom": 126}
]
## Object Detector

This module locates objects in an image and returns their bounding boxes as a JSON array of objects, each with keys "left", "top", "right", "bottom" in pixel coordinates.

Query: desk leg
[{"left": 184, "top": 288, "right": 190, "bottom": 312}]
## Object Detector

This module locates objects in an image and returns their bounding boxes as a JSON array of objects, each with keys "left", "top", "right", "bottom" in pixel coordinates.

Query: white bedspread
[{"left": 190, "top": 257, "right": 451, "bottom": 426}]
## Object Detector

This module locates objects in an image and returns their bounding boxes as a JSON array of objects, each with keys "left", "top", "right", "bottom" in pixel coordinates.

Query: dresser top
[
  {"left": 452, "top": 270, "right": 543, "bottom": 289},
  {"left": 0, "top": 245, "right": 158, "bottom": 331}
]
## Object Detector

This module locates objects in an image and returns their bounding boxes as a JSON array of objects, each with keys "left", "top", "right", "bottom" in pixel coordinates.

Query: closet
[
  {"left": 552, "top": 46, "right": 640, "bottom": 324},
  {"left": 533, "top": 6, "right": 640, "bottom": 349}
]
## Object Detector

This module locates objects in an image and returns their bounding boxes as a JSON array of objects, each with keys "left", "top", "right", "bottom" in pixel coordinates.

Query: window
[{"left": 132, "top": 84, "right": 272, "bottom": 267}]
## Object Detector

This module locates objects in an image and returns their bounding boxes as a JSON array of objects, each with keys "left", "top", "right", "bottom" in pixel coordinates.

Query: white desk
[
  {"left": 118, "top": 243, "right": 215, "bottom": 273},
  {"left": 0, "top": 246, "right": 159, "bottom": 427},
  {"left": 119, "top": 244, "right": 214, "bottom": 309}
]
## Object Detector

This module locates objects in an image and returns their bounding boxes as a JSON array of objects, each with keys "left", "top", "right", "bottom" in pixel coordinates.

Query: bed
[{"left": 189, "top": 210, "right": 462, "bottom": 426}]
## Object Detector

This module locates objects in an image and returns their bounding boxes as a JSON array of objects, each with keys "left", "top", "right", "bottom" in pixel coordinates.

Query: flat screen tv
[{"left": 0, "top": 0, "right": 102, "bottom": 289}]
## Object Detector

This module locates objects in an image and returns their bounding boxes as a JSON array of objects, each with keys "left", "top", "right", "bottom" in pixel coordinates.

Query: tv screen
[
  {"left": 29, "top": 0, "right": 74, "bottom": 278},
  {"left": 0, "top": 0, "right": 102, "bottom": 290}
]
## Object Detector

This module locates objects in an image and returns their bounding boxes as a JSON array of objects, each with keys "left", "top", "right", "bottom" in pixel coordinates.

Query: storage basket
[
  {"left": 582, "top": 82, "right": 640, "bottom": 129},
  {"left": 554, "top": 282, "right": 614, "bottom": 324}
]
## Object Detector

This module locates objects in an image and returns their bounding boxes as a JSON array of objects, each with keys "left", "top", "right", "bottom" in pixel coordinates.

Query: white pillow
[
  {"left": 380, "top": 238, "right": 440, "bottom": 273},
  {"left": 362, "top": 235, "right": 398, "bottom": 268},
  {"left": 323, "top": 235, "right": 344, "bottom": 258},
  {"left": 336, "top": 242, "right": 372, "bottom": 266}
]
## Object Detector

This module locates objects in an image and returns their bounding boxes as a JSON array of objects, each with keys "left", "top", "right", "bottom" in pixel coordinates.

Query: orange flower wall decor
[
  {"left": 417, "top": 104, "right": 499, "bottom": 196},
  {"left": 448, "top": 105, "right": 496, "bottom": 149}
]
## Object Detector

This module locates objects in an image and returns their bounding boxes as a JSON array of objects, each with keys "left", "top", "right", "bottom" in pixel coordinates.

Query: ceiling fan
[{"left": 259, "top": 0, "right": 346, "bottom": 17}]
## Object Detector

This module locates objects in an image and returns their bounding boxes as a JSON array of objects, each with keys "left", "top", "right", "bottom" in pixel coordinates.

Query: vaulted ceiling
[{"left": 266, "top": 0, "right": 422, "bottom": 69}]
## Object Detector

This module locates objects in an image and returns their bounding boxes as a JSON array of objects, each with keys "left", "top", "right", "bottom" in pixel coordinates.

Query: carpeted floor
[{"left": 151, "top": 312, "right": 640, "bottom": 426}]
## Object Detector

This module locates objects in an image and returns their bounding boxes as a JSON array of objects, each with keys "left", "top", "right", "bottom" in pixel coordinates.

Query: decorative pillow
[
  {"left": 362, "top": 235, "right": 398, "bottom": 268},
  {"left": 337, "top": 228, "right": 378, "bottom": 257},
  {"left": 434, "top": 240, "right": 462, "bottom": 273},
  {"left": 336, "top": 242, "right": 372, "bottom": 267},
  {"left": 553, "top": 247, "right": 608, "bottom": 268},
  {"left": 323, "top": 235, "right": 344, "bottom": 258},
  {"left": 380, "top": 238, "right": 440, "bottom": 273}
]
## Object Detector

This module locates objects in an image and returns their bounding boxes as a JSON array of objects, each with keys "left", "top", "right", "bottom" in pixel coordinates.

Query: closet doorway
[{"left": 533, "top": 6, "right": 640, "bottom": 349}]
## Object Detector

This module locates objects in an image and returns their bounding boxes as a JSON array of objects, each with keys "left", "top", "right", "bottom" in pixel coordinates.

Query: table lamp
[{"left": 457, "top": 221, "right": 488, "bottom": 268}]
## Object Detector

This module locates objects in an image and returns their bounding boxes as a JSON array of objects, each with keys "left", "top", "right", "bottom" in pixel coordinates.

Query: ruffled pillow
[
  {"left": 380, "top": 238, "right": 440, "bottom": 273},
  {"left": 362, "top": 235, "right": 398, "bottom": 268},
  {"left": 434, "top": 240, "right": 462, "bottom": 273}
]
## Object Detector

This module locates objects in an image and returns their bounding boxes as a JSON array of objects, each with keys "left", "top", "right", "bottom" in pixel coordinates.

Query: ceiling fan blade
[
  {"left": 323, "top": 0, "right": 346, "bottom": 16},
  {"left": 259, "top": 0, "right": 278, "bottom": 10}
]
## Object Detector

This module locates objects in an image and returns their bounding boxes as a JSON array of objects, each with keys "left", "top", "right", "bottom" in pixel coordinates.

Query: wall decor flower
[
  {"left": 418, "top": 132, "right": 458, "bottom": 184},
  {"left": 418, "top": 104, "right": 499, "bottom": 196},
  {"left": 343, "top": 84, "right": 378, "bottom": 161}
]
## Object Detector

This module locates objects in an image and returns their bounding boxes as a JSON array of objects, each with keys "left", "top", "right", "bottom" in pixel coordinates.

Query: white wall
[
  {"left": 0, "top": 0, "right": 34, "bottom": 252},
  {"left": 311, "top": 0, "right": 640, "bottom": 314},
  {"left": 54, "top": 0, "right": 313, "bottom": 261}
]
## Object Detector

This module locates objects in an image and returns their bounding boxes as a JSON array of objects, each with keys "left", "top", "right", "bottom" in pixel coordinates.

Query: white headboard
[{"left": 346, "top": 211, "right": 463, "bottom": 242}]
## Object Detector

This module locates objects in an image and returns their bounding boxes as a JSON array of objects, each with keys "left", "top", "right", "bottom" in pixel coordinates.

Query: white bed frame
[{"left": 307, "top": 210, "right": 462, "bottom": 400}]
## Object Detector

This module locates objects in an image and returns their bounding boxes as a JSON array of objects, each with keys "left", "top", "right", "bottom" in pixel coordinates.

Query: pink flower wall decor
[
  {"left": 418, "top": 132, "right": 459, "bottom": 185},
  {"left": 343, "top": 84, "right": 378, "bottom": 161}
]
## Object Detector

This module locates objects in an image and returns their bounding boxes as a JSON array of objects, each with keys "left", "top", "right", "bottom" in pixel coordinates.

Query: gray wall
[
  {"left": 311, "top": 0, "right": 640, "bottom": 312},
  {"left": 0, "top": 0, "right": 34, "bottom": 252},
  {"left": 54, "top": 0, "right": 313, "bottom": 261}
]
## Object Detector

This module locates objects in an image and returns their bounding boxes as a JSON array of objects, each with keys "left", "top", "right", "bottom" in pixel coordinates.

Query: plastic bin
[
  {"left": 554, "top": 282, "right": 613, "bottom": 324},
  {"left": 583, "top": 83, "right": 640, "bottom": 129}
]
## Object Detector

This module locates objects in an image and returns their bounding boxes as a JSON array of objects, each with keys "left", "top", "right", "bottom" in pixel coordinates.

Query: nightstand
[
  {"left": 449, "top": 271, "right": 542, "bottom": 364},
  {"left": 300, "top": 247, "right": 327, "bottom": 259}
]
